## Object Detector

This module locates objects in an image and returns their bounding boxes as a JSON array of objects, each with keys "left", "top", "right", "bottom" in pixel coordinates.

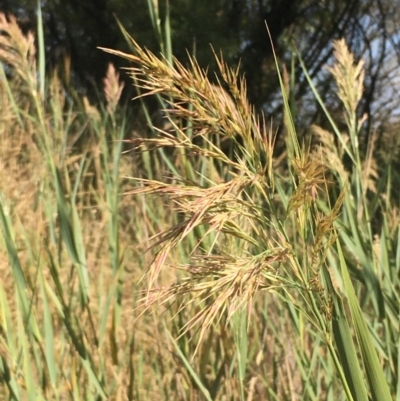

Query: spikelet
[
  {"left": 103, "top": 63, "right": 125, "bottom": 117},
  {"left": 311, "top": 125, "right": 348, "bottom": 182},
  {"left": 0, "top": 13, "right": 38, "bottom": 95},
  {"left": 326, "top": 39, "right": 364, "bottom": 124}
]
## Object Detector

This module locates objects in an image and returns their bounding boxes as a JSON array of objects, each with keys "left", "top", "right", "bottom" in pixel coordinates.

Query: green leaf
[
  {"left": 338, "top": 241, "right": 392, "bottom": 401},
  {"left": 165, "top": 327, "right": 213, "bottom": 401},
  {"left": 332, "top": 293, "right": 368, "bottom": 401}
]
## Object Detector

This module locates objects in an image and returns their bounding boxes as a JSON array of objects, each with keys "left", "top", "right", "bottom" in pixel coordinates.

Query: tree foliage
[{"left": 1, "top": 0, "right": 399, "bottom": 138}]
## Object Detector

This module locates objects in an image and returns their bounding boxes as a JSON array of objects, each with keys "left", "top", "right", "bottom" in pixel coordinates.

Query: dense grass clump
[{"left": 0, "top": 9, "right": 399, "bottom": 401}]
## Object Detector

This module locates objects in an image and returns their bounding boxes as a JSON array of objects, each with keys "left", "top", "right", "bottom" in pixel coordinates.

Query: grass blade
[
  {"left": 337, "top": 241, "right": 392, "bottom": 401},
  {"left": 165, "top": 327, "right": 213, "bottom": 401}
]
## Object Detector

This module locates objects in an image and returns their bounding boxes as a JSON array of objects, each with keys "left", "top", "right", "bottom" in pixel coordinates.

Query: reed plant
[
  {"left": 101, "top": 24, "right": 396, "bottom": 399},
  {"left": 0, "top": 3, "right": 398, "bottom": 400}
]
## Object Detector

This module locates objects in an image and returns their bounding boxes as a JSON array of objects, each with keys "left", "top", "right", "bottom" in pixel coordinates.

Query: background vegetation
[
  {"left": 0, "top": 1, "right": 399, "bottom": 400},
  {"left": 1, "top": 0, "right": 400, "bottom": 134}
]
